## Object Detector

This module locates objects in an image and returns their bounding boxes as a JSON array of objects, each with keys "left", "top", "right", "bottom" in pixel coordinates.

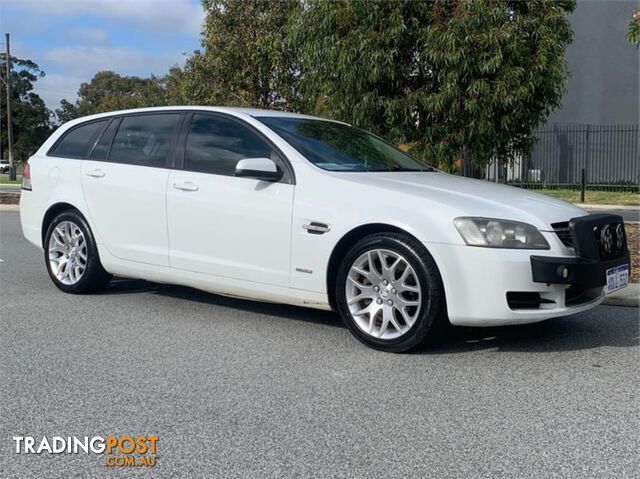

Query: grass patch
[
  {"left": 0, "top": 174, "right": 22, "bottom": 185},
  {"left": 533, "top": 189, "right": 640, "bottom": 206},
  {"left": 0, "top": 174, "right": 21, "bottom": 184}
]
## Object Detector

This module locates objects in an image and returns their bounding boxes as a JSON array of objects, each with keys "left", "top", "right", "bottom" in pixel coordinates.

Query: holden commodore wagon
[{"left": 20, "top": 107, "right": 630, "bottom": 351}]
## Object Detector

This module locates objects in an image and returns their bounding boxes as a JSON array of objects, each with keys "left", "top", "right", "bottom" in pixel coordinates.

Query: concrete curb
[
  {"left": 602, "top": 283, "right": 640, "bottom": 308},
  {"left": 0, "top": 204, "right": 19, "bottom": 212},
  {"left": 575, "top": 203, "right": 640, "bottom": 211},
  {"left": 0, "top": 191, "right": 20, "bottom": 206}
]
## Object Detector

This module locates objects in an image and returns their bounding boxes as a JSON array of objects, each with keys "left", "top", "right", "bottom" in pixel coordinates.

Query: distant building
[
  {"left": 546, "top": 0, "right": 639, "bottom": 127},
  {"left": 510, "top": 0, "right": 639, "bottom": 190}
]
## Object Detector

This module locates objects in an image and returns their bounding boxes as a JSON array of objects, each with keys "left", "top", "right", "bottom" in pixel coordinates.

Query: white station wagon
[{"left": 20, "top": 107, "right": 630, "bottom": 351}]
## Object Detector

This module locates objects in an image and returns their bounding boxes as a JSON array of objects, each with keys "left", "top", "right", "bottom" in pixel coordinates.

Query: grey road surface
[
  {"left": 0, "top": 184, "right": 20, "bottom": 194},
  {"left": 585, "top": 208, "right": 640, "bottom": 223},
  {"left": 1, "top": 211, "right": 638, "bottom": 478}
]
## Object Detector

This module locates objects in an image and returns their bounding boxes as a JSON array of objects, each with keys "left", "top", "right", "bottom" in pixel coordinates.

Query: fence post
[
  {"left": 584, "top": 124, "right": 590, "bottom": 194},
  {"left": 580, "top": 168, "right": 586, "bottom": 203}
]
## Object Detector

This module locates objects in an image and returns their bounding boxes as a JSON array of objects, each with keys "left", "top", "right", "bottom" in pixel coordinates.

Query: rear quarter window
[{"left": 48, "top": 120, "right": 109, "bottom": 159}]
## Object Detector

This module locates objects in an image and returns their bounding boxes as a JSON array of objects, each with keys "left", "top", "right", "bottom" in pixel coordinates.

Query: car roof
[{"left": 65, "top": 106, "right": 347, "bottom": 125}]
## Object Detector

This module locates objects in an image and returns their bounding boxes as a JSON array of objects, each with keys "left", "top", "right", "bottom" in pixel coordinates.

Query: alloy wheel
[
  {"left": 345, "top": 248, "right": 422, "bottom": 340},
  {"left": 48, "top": 221, "right": 88, "bottom": 285}
]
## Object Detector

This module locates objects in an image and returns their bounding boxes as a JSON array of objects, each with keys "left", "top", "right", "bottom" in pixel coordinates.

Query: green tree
[
  {"left": 55, "top": 99, "right": 80, "bottom": 124},
  {"left": 293, "top": 0, "right": 575, "bottom": 170},
  {"left": 163, "top": 65, "right": 190, "bottom": 105},
  {"left": 174, "top": 0, "right": 300, "bottom": 108},
  {"left": 56, "top": 71, "right": 168, "bottom": 122},
  {"left": 628, "top": 10, "right": 640, "bottom": 47},
  {"left": 0, "top": 56, "right": 52, "bottom": 162}
]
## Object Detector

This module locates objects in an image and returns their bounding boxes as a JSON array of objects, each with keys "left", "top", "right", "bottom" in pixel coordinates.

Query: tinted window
[
  {"left": 257, "top": 117, "right": 434, "bottom": 172},
  {"left": 184, "top": 114, "right": 273, "bottom": 176},
  {"left": 90, "top": 118, "right": 119, "bottom": 161},
  {"left": 49, "top": 120, "right": 108, "bottom": 159},
  {"left": 109, "top": 114, "right": 181, "bottom": 167}
]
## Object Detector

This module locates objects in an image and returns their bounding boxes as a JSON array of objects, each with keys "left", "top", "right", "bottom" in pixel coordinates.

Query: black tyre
[
  {"left": 335, "top": 233, "right": 447, "bottom": 352},
  {"left": 44, "top": 210, "right": 112, "bottom": 294}
]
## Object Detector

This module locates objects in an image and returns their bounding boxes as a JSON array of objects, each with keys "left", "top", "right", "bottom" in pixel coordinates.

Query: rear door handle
[
  {"left": 173, "top": 181, "right": 199, "bottom": 192},
  {"left": 86, "top": 168, "right": 105, "bottom": 178}
]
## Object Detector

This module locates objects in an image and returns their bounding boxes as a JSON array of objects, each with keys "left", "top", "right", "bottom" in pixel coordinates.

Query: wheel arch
[
  {"left": 41, "top": 202, "right": 84, "bottom": 248},
  {"left": 326, "top": 223, "right": 424, "bottom": 311}
]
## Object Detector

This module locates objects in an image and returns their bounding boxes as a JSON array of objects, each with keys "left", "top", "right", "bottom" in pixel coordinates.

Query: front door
[{"left": 167, "top": 113, "right": 294, "bottom": 287}]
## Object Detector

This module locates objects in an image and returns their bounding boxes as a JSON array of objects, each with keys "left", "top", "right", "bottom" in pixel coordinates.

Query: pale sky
[{"left": 0, "top": 0, "right": 205, "bottom": 109}]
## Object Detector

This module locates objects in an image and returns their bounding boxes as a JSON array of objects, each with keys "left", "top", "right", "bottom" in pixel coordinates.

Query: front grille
[
  {"left": 552, "top": 219, "right": 627, "bottom": 259},
  {"left": 551, "top": 221, "right": 573, "bottom": 248}
]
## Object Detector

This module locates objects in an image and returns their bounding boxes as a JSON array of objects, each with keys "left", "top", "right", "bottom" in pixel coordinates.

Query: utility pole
[
  {"left": 0, "top": 52, "right": 3, "bottom": 163},
  {"left": 0, "top": 39, "right": 4, "bottom": 164},
  {"left": 5, "top": 33, "right": 15, "bottom": 181}
]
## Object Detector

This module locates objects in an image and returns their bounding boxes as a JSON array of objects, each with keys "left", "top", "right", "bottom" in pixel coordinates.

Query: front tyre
[
  {"left": 335, "top": 233, "right": 446, "bottom": 352},
  {"left": 44, "top": 210, "right": 112, "bottom": 294}
]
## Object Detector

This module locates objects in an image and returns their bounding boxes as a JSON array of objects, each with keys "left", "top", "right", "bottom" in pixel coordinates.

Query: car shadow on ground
[
  {"left": 104, "top": 278, "right": 639, "bottom": 354},
  {"left": 105, "top": 277, "right": 342, "bottom": 329},
  {"left": 418, "top": 309, "right": 639, "bottom": 354}
]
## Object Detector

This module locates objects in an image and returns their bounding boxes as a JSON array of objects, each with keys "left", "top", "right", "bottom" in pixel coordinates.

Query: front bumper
[
  {"left": 425, "top": 214, "right": 629, "bottom": 327},
  {"left": 531, "top": 214, "right": 629, "bottom": 289},
  {"left": 530, "top": 254, "right": 629, "bottom": 289}
]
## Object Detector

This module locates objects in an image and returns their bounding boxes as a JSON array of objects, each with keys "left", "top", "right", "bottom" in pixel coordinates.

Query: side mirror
[{"left": 234, "top": 158, "right": 283, "bottom": 182}]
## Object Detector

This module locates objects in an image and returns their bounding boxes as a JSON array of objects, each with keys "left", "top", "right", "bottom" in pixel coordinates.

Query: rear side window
[
  {"left": 109, "top": 114, "right": 181, "bottom": 168},
  {"left": 184, "top": 114, "right": 273, "bottom": 176},
  {"left": 49, "top": 120, "right": 108, "bottom": 159}
]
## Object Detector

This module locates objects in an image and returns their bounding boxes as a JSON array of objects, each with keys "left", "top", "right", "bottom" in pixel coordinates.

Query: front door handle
[
  {"left": 86, "top": 168, "right": 105, "bottom": 178},
  {"left": 173, "top": 181, "right": 199, "bottom": 192}
]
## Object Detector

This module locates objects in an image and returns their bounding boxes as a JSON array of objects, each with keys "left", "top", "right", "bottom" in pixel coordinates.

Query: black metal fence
[{"left": 462, "top": 124, "right": 639, "bottom": 193}]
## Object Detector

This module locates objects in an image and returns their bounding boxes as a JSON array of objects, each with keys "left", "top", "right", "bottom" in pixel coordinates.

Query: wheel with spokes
[
  {"left": 44, "top": 210, "right": 111, "bottom": 293},
  {"left": 335, "top": 233, "right": 446, "bottom": 352}
]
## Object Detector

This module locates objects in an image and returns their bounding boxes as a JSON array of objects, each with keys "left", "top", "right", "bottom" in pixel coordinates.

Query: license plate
[{"left": 606, "top": 264, "right": 629, "bottom": 294}]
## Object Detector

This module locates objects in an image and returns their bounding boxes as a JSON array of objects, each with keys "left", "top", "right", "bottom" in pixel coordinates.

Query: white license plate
[{"left": 606, "top": 264, "right": 629, "bottom": 294}]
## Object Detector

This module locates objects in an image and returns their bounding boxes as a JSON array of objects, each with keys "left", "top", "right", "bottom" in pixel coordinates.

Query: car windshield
[{"left": 256, "top": 117, "right": 434, "bottom": 172}]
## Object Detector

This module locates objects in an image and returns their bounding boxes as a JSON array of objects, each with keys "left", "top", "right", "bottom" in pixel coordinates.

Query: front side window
[
  {"left": 184, "top": 114, "right": 274, "bottom": 176},
  {"left": 256, "top": 117, "right": 434, "bottom": 172},
  {"left": 49, "top": 120, "right": 108, "bottom": 159},
  {"left": 109, "top": 114, "right": 181, "bottom": 168}
]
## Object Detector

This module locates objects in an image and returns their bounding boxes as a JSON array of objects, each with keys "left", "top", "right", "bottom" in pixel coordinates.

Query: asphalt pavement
[
  {"left": 585, "top": 208, "right": 639, "bottom": 223},
  {"left": 0, "top": 184, "right": 20, "bottom": 194},
  {"left": 1, "top": 211, "right": 638, "bottom": 478}
]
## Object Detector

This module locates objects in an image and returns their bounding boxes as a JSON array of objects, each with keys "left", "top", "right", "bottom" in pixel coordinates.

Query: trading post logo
[{"left": 12, "top": 435, "right": 159, "bottom": 468}]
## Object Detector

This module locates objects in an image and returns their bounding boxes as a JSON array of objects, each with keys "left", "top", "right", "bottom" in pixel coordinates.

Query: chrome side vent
[{"left": 303, "top": 222, "right": 331, "bottom": 235}]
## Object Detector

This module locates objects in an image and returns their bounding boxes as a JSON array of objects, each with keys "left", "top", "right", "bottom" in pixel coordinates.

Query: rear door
[
  {"left": 166, "top": 112, "right": 294, "bottom": 287},
  {"left": 81, "top": 112, "right": 183, "bottom": 266}
]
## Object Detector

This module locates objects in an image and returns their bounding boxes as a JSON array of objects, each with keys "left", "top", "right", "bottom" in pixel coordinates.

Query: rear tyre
[
  {"left": 44, "top": 210, "right": 112, "bottom": 294},
  {"left": 335, "top": 233, "right": 447, "bottom": 352}
]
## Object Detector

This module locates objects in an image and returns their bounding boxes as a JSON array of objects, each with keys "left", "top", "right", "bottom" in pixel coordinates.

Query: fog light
[{"left": 556, "top": 266, "right": 569, "bottom": 279}]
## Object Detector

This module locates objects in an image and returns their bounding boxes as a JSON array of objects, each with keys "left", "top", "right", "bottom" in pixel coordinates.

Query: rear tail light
[{"left": 22, "top": 162, "right": 32, "bottom": 190}]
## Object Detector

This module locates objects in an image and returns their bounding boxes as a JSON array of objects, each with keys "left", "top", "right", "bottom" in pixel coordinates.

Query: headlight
[{"left": 454, "top": 217, "right": 550, "bottom": 249}]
